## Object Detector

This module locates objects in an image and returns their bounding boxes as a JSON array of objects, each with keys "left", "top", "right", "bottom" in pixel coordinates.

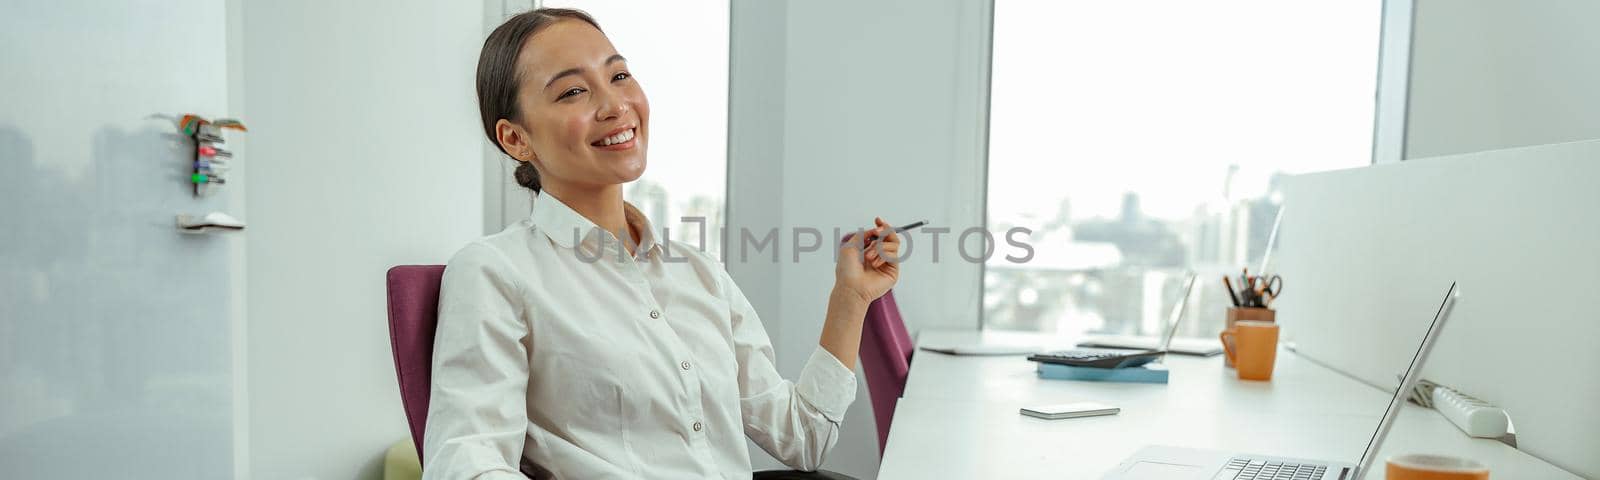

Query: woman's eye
[
  {"left": 612, "top": 72, "right": 631, "bottom": 82},
  {"left": 558, "top": 87, "right": 585, "bottom": 100}
]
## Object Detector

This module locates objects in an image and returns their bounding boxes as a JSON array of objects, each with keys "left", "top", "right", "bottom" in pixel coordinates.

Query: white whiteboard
[
  {"left": 1276, "top": 140, "right": 1600, "bottom": 478},
  {"left": 0, "top": 1, "right": 235, "bottom": 477}
]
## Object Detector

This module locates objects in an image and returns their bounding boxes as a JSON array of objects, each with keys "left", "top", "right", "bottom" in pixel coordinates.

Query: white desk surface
[{"left": 877, "top": 330, "right": 1579, "bottom": 479}]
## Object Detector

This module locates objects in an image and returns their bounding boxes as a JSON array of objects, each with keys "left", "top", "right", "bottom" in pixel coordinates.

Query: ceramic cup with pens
[
  {"left": 1222, "top": 272, "right": 1280, "bottom": 367},
  {"left": 1219, "top": 320, "right": 1278, "bottom": 381}
]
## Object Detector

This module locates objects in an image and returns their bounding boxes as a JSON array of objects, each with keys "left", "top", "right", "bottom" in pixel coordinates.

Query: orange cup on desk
[
  {"left": 1219, "top": 320, "right": 1278, "bottom": 381},
  {"left": 1223, "top": 307, "right": 1275, "bottom": 367},
  {"left": 1386, "top": 454, "right": 1489, "bottom": 480}
]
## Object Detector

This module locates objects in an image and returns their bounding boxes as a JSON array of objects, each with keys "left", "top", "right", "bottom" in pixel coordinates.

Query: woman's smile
[{"left": 590, "top": 126, "right": 637, "bottom": 151}]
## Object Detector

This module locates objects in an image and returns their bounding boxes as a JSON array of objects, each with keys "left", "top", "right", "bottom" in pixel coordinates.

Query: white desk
[{"left": 877, "top": 330, "right": 1579, "bottom": 479}]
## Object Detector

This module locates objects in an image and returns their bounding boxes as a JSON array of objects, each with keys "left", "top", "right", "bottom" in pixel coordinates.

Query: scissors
[{"left": 1258, "top": 275, "right": 1283, "bottom": 297}]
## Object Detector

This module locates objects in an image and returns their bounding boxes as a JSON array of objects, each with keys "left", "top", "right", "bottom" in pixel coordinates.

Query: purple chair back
[
  {"left": 385, "top": 265, "right": 447, "bottom": 460},
  {"left": 859, "top": 290, "right": 913, "bottom": 457}
]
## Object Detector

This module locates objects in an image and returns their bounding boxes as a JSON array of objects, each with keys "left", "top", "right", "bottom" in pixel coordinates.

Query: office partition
[{"left": 1277, "top": 140, "right": 1600, "bottom": 478}]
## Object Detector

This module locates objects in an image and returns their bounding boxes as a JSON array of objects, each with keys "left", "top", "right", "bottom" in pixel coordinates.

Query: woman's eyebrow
[{"left": 544, "top": 55, "right": 628, "bottom": 89}]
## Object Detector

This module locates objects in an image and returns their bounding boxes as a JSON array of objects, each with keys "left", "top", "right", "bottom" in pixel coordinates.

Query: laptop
[
  {"left": 1028, "top": 274, "right": 1198, "bottom": 370},
  {"left": 1102, "top": 282, "right": 1460, "bottom": 480},
  {"left": 1076, "top": 335, "right": 1224, "bottom": 357},
  {"left": 1083, "top": 207, "right": 1287, "bottom": 358}
]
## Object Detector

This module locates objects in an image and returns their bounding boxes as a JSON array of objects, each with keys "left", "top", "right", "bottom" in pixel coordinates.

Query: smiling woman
[
  {"left": 423, "top": 7, "right": 900, "bottom": 479},
  {"left": 475, "top": 8, "right": 648, "bottom": 198}
]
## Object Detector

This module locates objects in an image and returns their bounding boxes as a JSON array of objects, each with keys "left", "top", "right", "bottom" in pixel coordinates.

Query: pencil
[
  {"left": 1223, "top": 276, "right": 1242, "bottom": 307},
  {"left": 892, "top": 220, "right": 927, "bottom": 234},
  {"left": 861, "top": 220, "right": 927, "bottom": 249}
]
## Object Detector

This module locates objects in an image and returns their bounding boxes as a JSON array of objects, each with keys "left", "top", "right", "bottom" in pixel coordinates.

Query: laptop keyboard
[{"left": 1222, "top": 458, "right": 1327, "bottom": 479}]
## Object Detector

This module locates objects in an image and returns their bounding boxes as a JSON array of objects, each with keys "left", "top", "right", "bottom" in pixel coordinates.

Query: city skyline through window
[{"left": 984, "top": 0, "right": 1382, "bottom": 337}]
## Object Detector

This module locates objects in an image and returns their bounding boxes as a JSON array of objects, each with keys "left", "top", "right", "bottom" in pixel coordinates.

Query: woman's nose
[{"left": 594, "top": 86, "right": 630, "bottom": 121}]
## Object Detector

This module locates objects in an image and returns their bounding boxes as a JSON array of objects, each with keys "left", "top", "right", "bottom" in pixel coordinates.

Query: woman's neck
[{"left": 542, "top": 182, "right": 636, "bottom": 254}]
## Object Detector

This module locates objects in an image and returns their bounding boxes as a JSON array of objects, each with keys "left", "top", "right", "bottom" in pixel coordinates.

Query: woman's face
[{"left": 508, "top": 19, "right": 649, "bottom": 191}]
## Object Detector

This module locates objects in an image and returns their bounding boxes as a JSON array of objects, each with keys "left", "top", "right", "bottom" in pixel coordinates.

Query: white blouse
[{"left": 421, "top": 193, "right": 856, "bottom": 479}]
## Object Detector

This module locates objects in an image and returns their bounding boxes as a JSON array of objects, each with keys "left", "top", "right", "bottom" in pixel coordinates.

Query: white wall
[
  {"left": 727, "top": 0, "right": 994, "bottom": 477},
  {"left": 238, "top": 1, "right": 486, "bottom": 478},
  {"left": 1404, "top": 0, "right": 1600, "bottom": 159}
]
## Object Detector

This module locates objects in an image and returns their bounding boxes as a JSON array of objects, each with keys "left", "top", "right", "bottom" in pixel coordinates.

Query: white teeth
[{"left": 600, "top": 128, "right": 635, "bottom": 146}]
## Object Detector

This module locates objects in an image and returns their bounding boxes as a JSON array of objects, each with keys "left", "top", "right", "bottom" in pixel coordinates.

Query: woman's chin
[{"left": 611, "top": 159, "right": 647, "bottom": 183}]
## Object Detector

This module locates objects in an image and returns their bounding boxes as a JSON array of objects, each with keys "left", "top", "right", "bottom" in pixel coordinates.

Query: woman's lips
[{"left": 591, "top": 127, "right": 637, "bottom": 151}]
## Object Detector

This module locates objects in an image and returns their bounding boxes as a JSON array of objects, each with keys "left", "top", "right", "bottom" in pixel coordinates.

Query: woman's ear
[{"left": 495, "top": 118, "right": 536, "bottom": 162}]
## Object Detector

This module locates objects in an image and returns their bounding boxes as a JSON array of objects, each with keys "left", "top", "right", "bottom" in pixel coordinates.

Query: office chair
[
  {"left": 385, "top": 265, "right": 854, "bottom": 479},
  {"left": 386, "top": 265, "right": 447, "bottom": 462},
  {"left": 858, "top": 289, "right": 913, "bottom": 457}
]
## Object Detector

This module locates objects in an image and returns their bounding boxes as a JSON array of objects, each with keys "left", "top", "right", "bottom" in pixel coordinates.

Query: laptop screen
[
  {"left": 1157, "top": 274, "right": 1198, "bottom": 352},
  {"left": 1352, "top": 282, "right": 1459, "bottom": 479}
]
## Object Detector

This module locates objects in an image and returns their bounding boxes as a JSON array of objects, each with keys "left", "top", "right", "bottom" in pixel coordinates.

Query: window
[
  {"left": 983, "top": 1, "right": 1382, "bottom": 338},
  {"left": 536, "top": 0, "right": 729, "bottom": 257}
]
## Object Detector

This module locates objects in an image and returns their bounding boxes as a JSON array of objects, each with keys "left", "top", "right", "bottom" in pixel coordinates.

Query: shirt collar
[{"left": 529, "top": 192, "right": 659, "bottom": 259}]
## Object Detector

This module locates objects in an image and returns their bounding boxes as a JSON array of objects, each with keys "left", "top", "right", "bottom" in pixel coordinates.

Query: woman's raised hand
[{"left": 834, "top": 217, "right": 902, "bottom": 306}]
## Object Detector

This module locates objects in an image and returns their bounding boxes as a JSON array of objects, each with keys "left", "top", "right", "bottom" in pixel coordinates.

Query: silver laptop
[
  {"left": 1103, "top": 282, "right": 1460, "bottom": 480},
  {"left": 1028, "top": 274, "right": 1197, "bottom": 369},
  {"left": 1077, "top": 334, "right": 1224, "bottom": 357},
  {"left": 1077, "top": 275, "right": 1222, "bottom": 356}
]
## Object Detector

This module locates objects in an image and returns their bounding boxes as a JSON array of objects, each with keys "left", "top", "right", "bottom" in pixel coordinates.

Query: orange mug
[
  {"left": 1386, "top": 454, "right": 1489, "bottom": 480},
  {"left": 1223, "top": 307, "right": 1275, "bottom": 367},
  {"left": 1219, "top": 321, "right": 1278, "bottom": 381}
]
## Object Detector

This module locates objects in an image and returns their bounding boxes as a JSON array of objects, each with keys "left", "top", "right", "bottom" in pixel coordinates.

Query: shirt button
[
  {"left": 692, "top": 421, "right": 703, "bottom": 432},
  {"left": 680, "top": 361, "right": 692, "bottom": 371},
  {"left": 649, "top": 309, "right": 660, "bottom": 319}
]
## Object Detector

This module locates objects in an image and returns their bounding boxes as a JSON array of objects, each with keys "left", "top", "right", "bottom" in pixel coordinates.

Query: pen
[
  {"left": 1223, "top": 276, "right": 1242, "bottom": 307},
  {"left": 893, "top": 220, "right": 928, "bottom": 234},
  {"left": 858, "top": 220, "right": 927, "bottom": 251},
  {"left": 865, "top": 220, "right": 927, "bottom": 243}
]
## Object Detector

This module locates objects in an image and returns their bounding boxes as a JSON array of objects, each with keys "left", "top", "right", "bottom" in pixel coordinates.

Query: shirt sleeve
[
  {"left": 421, "top": 242, "right": 533, "bottom": 480},
  {"left": 725, "top": 271, "right": 858, "bottom": 471}
]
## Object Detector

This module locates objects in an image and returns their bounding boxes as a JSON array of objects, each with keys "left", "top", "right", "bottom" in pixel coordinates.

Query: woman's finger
[
  {"left": 839, "top": 232, "right": 866, "bottom": 255},
  {"left": 876, "top": 217, "right": 899, "bottom": 244}
]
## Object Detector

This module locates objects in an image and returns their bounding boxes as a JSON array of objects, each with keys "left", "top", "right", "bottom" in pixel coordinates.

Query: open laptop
[
  {"left": 1027, "top": 274, "right": 1198, "bottom": 369},
  {"left": 1076, "top": 334, "right": 1224, "bottom": 357},
  {"left": 1102, "top": 282, "right": 1460, "bottom": 480},
  {"left": 1084, "top": 208, "right": 1288, "bottom": 358}
]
